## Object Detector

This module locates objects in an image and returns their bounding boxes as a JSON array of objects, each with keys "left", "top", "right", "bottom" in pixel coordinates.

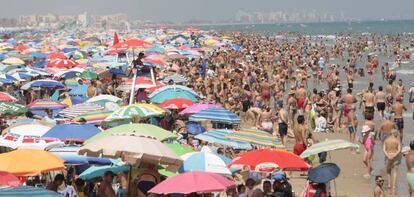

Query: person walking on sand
[
  {"left": 405, "top": 140, "right": 414, "bottom": 197},
  {"left": 362, "top": 125, "right": 375, "bottom": 178},
  {"left": 374, "top": 175, "right": 385, "bottom": 197},
  {"left": 408, "top": 82, "right": 414, "bottom": 120},
  {"left": 375, "top": 86, "right": 386, "bottom": 120},
  {"left": 383, "top": 130, "right": 401, "bottom": 194},
  {"left": 293, "top": 115, "right": 307, "bottom": 157},
  {"left": 391, "top": 95, "right": 407, "bottom": 141}
]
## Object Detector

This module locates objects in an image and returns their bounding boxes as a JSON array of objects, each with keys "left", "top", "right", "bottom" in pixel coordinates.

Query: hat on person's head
[
  {"left": 271, "top": 171, "right": 286, "bottom": 182},
  {"left": 361, "top": 125, "right": 371, "bottom": 133},
  {"left": 396, "top": 95, "right": 402, "bottom": 102}
]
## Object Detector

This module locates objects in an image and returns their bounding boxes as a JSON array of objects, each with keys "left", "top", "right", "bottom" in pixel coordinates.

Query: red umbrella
[
  {"left": 160, "top": 98, "right": 194, "bottom": 110},
  {"left": 47, "top": 52, "right": 67, "bottom": 60},
  {"left": 47, "top": 59, "right": 78, "bottom": 68},
  {"left": 149, "top": 171, "right": 234, "bottom": 194},
  {"left": 0, "top": 171, "right": 22, "bottom": 187},
  {"left": 124, "top": 39, "right": 152, "bottom": 48},
  {"left": 15, "top": 45, "right": 29, "bottom": 52},
  {"left": 0, "top": 92, "right": 17, "bottom": 102},
  {"left": 113, "top": 32, "right": 120, "bottom": 46},
  {"left": 228, "top": 149, "right": 310, "bottom": 172}
]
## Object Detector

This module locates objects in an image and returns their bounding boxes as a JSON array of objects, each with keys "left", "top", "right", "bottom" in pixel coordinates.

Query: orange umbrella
[{"left": 0, "top": 149, "right": 65, "bottom": 176}]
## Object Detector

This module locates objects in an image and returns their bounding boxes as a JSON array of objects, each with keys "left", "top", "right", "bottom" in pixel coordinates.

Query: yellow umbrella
[
  {"left": 0, "top": 149, "right": 65, "bottom": 176},
  {"left": 2, "top": 57, "right": 25, "bottom": 65},
  {"left": 205, "top": 38, "right": 219, "bottom": 46}
]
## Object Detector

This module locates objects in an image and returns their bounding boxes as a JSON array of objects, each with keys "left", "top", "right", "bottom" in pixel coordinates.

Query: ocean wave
[{"left": 396, "top": 69, "right": 414, "bottom": 75}]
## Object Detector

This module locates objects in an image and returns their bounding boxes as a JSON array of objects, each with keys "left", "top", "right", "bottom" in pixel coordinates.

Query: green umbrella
[
  {"left": 0, "top": 102, "right": 27, "bottom": 116},
  {"left": 84, "top": 123, "right": 177, "bottom": 144},
  {"left": 158, "top": 165, "right": 178, "bottom": 177},
  {"left": 166, "top": 144, "right": 193, "bottom": 156},
  {"left": 80, "top": 72, "right": 98, "bottom": 79}
]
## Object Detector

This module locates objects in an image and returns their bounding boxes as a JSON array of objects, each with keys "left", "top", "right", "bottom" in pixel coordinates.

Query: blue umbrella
[
  {"left": 33, "top": 60, "right": 49, "bottom": 68},
  {"left": 69, "top": 84, "right": 88, "bottom": 96},
  {"left": 108, "top": 68, "right": 126, "bottom": 75},
  {"left": 0, "top": 54, "right": 8, "bottom": 59},
  {"left": 30, "top": 52, "right": 48, "bottom": 59},
  {"left": 179, "top": 152, "right": 231, "bottom": 175},
  {"left": 308, "top": 163, "right": 340, "bottom": 183},
  {"left": 42, "top": 124, "right": 100, "bottom": 141},
  {"left": 189, "top": 108, "right": 240, "bottom": 124},
  {"left": 53, "top": 153, "right": 112, "bottom": 165},
  {"left": 61, "top": 47, "right": 78, "bottom": 53},
  {"left": 79, "top": 163, "right": 130, "bottom": 180},
  {"left": 186, "top": 121, "right": 206, "bottom": 135},
  {"left": 21, "top": 79, "right": 65, "bottom": 90},
  {"left": 195, "top": 129, "right": 252, "bottom": 150},
  {"left": 0, "top": 186, "right": 61, "bottom": 197}
]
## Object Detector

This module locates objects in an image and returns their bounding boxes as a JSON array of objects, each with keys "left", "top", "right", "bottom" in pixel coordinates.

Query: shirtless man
[
  {"left": 99, "top": 171, "right": 117, "bottom": 197},
  {"left": 295, "top": 83, "right": 308, "bottom": 115},
  {"left": 386, "top": 80, "right": 394, "bottom": 107},
  {"left": 375, "top": 86, "right": 386, "bottom": 120},
  {"left": 293, "top": 115, "right": 307, "bottom": 156},
  {"left": 257, "top": 105, "right": 273, "bottom": 133},
  {"left": 379, "top": 115, "right": 396, "bottom": 143},
  {"left": 374, "top": 176, "right": 385, "bottom": 197},
  {"left": 383, "top": 130, "right": 401, "bottom": 193},
  {"left": 391, "top": 96, "right": 407, "bottom": 141},
  {"left": 405, "top": 140, "right": 414, "bottom": 197},
  {"left": 343, "top": 88, "right": 357, "bottom": 142},
  {"left": 276, "top": 103, "right": 288, "bottom": 145},
  {"left": 87, "top": 81, "right": 97, "bottom": 98},
  {"left": 287, "top": 90, "right": 297, "bottom": 128},
  {"left": 245, "top": 107, "right": 261, "bottom": 125},
  {"left": 362, "top": 87, "right": 375, "bottom": 120},
  {"left": 395, "top": 79, "right": 405, "bottom": 99}
]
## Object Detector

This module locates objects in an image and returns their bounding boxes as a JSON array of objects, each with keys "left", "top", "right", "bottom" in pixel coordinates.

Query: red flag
[{"left": 113, "top": 32, "right": 119, "bottom": 46}]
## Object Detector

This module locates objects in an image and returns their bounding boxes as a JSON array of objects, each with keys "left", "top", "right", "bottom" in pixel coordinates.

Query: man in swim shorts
[
  {"left": 405, "top": 140, "right": 414, "bottom": 196},
  {"left": 392, "top": 96, "right": 407, "bottom": 141},
  {"left": 295, "top": 83, "right": 308, "bottom": 115},
  {"left": 383, "top": 130, "right": 401, "bottom": 194}
]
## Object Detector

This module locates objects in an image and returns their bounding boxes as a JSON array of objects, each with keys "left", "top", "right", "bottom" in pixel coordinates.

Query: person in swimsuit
[
  {"left": 362, "top": 125, "right": 374, "bottom": 178},
  {"left": 392, "top": 95, "right": 407, "bottom": 141},
  {"left": 375, "top": 86, "right": 386, "bottom": 120},
  {"left": 257, "top": 105, "right": 273, "bottom": 133},
  {"left": 383, "top": 129, "right": 401, "bottom": 194},
  {"left": 277, "top": 103, "right": 288, "bottom": 145},
  {"left": 405, "top": 140, "right": 414, "bottom": 197}
]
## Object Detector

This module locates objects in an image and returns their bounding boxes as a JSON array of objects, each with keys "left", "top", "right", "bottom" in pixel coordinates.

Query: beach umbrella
[
  {"left": 72, "top": 111, "right": 112, "bottom": 124},
  {"left": 79, "top": 134, "right": 182, "bottom": 171},
  {"left": 104, "top": 103, "right": 168, "bottom": 121},
  {"left": 300, "top": 139, "right": 359, "bottom": 158},
  {"left": 166, "top": 143, "right": 193, "bottom": 156},
  {"left": 3, "top": 122, "right": 54, "bottom": 137},
  {"left": 179, "top": 103, "right": 222, "bottom": 115},
  {"left": 180, "top": 152, "right": 231, "bottom": 175},
  {"left": 2, "top": 57, "right": 25, "bottom": 65},
  {"left": 0, "top": 149, "right": 65, "bottom": 176},
  {"left": 195, "top": 129, "right": 252, "bottom": 150},
  {"left": 149, "top": 85, "right": 199, "bottom": 103},
  {"left": 28, "top": 99, "right": 67, "bottom": 110},
  {"left": 229, "top": 149, "right": 310, "bottom": 172},
  {"left": 86, "top": 94, "right": 122, "bottom": 105},
  {"left": 116, "top": 76, "right": 164, "bottom": 91},
  {"left": 160, "top": 98, "right": 194, "bottom": 110},
  {"left": 0, "top": 186, "right": 61, "bottom": 197},
  {"left": 308, "top": 163, "right": 340, "bottom": 183},
  {"left": 123, "top": 38, "right": 153, "bottom": 48},
  {"left": 79, "top": 164, "right": 130, "bottom": 181},
  {"left": 79, "top": 71, "right": 98, "bottom": 79},
  {"left": 0, "top": 92, "right": 17, "bottom": 102},
  {"left": 85, "top": 123, "right": 176, "bottom": 144},
  {"left": 149, "top": 171, "right": 235, "bottom": 194},
  {"left": 58, "top": 103, "right": 105, "bottom": 118},
  {"left": 42, "top": 124, "right": 100, "bottom": 142},
  {"left": 186, "top": 121, "right": 206, "bottom": 135},
  {"left": 189, "top": 108, "right": 240, "bottom": 124},
  {"left": 0, "top": 102, "right": 27, "bottom": 116},
  {"left": 47, "top": 52, "right": 67, "bottom": 60},
  {"left": 49, "top": 145, "right": 112, "bottom": 165},
  {"left": 225, "top": 128, "right": 284, "bottom": 148},
  {"left": 21, "top": 79, "right": 65, "bottom": 90},
  {"left": 33, "top": 60, "right": 49, "bottom": 68},
  {"left": 0, "top": 171, "right": 22, "bottom": 187},
  {"left": 47, "top": 59, "right": 78, "bottom": 68},
  {"left": 162, "top": 74, "right": 187, "bottom": 84}
]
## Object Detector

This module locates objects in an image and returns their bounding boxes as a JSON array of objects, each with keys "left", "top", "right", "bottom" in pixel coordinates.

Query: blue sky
[{"left": 2, "top": 0, "right": 414, "bottom": 21}]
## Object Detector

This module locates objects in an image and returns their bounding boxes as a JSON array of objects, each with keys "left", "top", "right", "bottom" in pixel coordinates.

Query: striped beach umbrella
[
  {"left": 162, "top": 74, "right": 187, "bottom": 84},
  {"left": 0, "top": 102, "right": 27, "bottom": 116},
  {"left": 21, "top": 79, "right": 65, "bottom": 90},
  {"left": 189, "top": 108, "right": 240, "bottom": 124},
  {"left": 300, "top": 139, "right": 359, "bottom": 158},
  {"left": 179, "top": 103, "right": 222, "bottom": 115},
  {"left": 47, "top": 59, "right": 78, "bottom": 68},
  {"left": 160, "top": 98, "right": 194, "bottom": 110},
  {"left": 59, "top": 103, "right": 105, "bottom": 118},
  {"left": 73, "top": 111, "right": 113, "bottom": 124},
  {"left": 149, "top": 85, "right": 199, "bottom": 103},
  {"left": 105, "top": 103, "right": 169, "bottom": 121},
  {"left": 195, "top": 130, "right": 252, "bottom": 150},
  {"left": 28, "top": 99, "right": 67, "bottom": 110},
  {"left": 0, "top": 186, "right": 61, "bottom": 197},
  {"left": 0, "top": 92, "right": 17, "bottom": 102},
  {"left": 225, "top": 128, "right": 284, "bottom": 148},
  {"left": 180, "top": 152, "right": 231, "bottom": 175}
]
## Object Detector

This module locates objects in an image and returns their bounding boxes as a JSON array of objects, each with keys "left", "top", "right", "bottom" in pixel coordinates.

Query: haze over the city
[{"left": 2, "top": 0, "right": 414, "bottom": 22}]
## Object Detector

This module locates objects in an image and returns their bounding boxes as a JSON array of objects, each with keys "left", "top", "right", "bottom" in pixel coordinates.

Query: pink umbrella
[
  {"left": 149, "top": 171, "right": 234, "bottom": 194},
  {"left": 0, "top": 92, "right": 17, "bottom": 102},
  {"left": 179, "top": 103, "right": 222, "bottom": 115},
  {"left": 0, "top": 171, "right": 22, "bottom": 187}
]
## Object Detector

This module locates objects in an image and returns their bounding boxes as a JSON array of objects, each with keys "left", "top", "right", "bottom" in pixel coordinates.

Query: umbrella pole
[
  {"left": 127, "top": 164, "right": 132, "bottom": 197},
  {"left": 129, "top": 67, "right": 137, "bottom": 105},
  {"left": 328, "top": 153, "right": 338, "bottom": 197}
]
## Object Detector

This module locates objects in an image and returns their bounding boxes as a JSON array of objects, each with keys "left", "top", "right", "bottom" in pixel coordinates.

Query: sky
[{"left": 2, "top": 0, "right": 414, "bottom": 22}]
